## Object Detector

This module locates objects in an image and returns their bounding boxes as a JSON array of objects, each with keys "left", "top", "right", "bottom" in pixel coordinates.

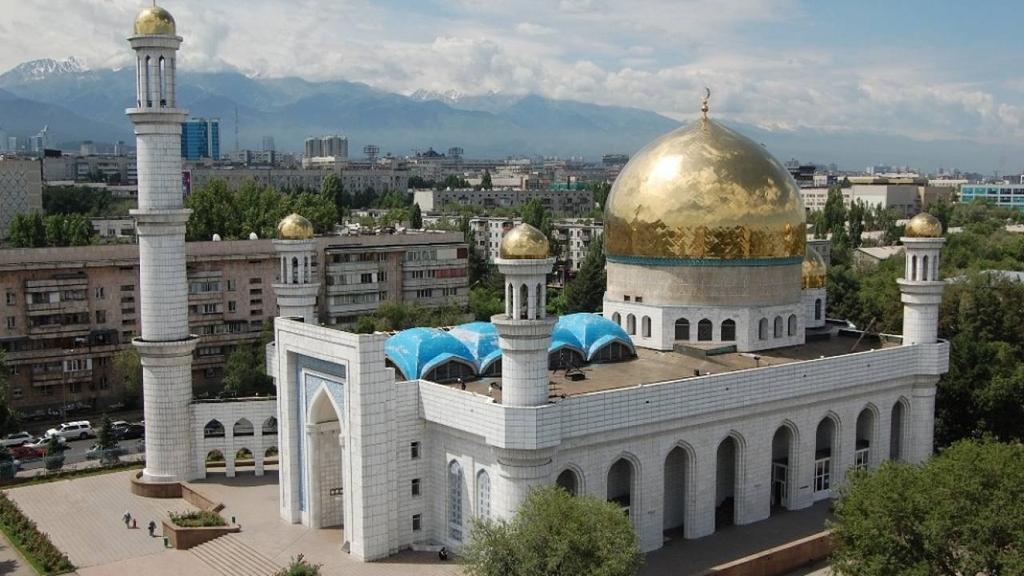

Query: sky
[{"left": 2, "top": 0, "right": 1024, "bottom": 159}]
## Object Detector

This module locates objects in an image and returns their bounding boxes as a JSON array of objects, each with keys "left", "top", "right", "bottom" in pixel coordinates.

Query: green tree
[
  {"left": 589, "top": 181, "right": 612, "bottom": 211},
  {"left": 185, "top": 179, "right": 236, "bottom": 241},
  {"left": 561, "top": 234, "right": 606, "bottom": 314},
  {"left": 286, "top": 192, "right": 338, "bottom": 234},
  {"left": 113, "top": 346, "right": 143, "bottom": 400},
  {"left": 7, "top": 212, "right": 47, "bottom": 247},
  {"left": 461, "top": 485, "right": 644, "bottom": 576},
  {"left": 95, "top": 414, "right": 117, "bottom": 451},
  {"left": 0, "top": 351, "right": 20, "bottom": 435},
  {"left": 410, "top": 203, "right": 423, "bottom": 229},
  {"left": 830, "top": 440, "right": 1024, "bottom": 576},
  {"left": 481, "top": 169, "right": 493, "bottom": 191},
  {"left": 222, "top": 343, "right": 273, "bottom": 396},
  {"left": 469, "top": 285, "right": 504, "bottom": 321}
]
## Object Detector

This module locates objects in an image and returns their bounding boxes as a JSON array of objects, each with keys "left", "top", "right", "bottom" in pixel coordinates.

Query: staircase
[{"left": 189, "top": 534, "right": 281, "bottom": 576}]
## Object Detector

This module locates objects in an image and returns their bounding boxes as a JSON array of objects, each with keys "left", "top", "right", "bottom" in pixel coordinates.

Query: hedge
[{"left": 0, "top": 491, "right": 74, "bottom": 574}]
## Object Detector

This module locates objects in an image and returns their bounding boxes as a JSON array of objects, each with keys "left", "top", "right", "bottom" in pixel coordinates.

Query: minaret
[
  {"left": 273, "top": 213, "right": 319, "bottom": 323},
  {"left": 492, "top": 223, "right": 557, "bottom": 407},
  {"left": 801, "top": 247, "right": 827, "bottom": 329},
  {"left": 897, "top": 212, "right": 946, "bottom": 346},
  {"left": 128, "top": 4, "right": 198, "bottom": 483},
  {"left": 897, "top": 212, "right": 946, "bottom": 464}
]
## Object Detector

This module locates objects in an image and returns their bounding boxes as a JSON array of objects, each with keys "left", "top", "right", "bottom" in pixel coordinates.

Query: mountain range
[{"left": 0, "top": 57, "right": 1020, "bottom": 172}]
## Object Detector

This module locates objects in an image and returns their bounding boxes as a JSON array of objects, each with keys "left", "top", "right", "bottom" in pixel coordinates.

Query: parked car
[
  {"left": 45, "top": 421, "right": 94, "bottom": 441},
  {"left": 9, "top": 444, "right": 44, "bottom": 459},
  {"left": 24, "top": 436, "right": 65, "bottom": 453},
  {"left": 115, "top": 423, "right": 145, "bottom": 441},
  {"left": 0, "top": 431, "right": 32, "bottom": 447},
  {"left": 85, "top": 443, "right": 127, "bottom": 460}
]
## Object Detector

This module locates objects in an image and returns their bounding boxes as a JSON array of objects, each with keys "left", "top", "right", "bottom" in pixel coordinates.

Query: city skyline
[{"left": 1, "top": 1, "right": 1022, "bottom": 170}]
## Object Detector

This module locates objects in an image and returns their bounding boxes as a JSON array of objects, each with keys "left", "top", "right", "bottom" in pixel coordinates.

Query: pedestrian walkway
[
  {"left": 5, "top": 466, "right": 834, "bottom": 576},
  {"left": 0, "top": 529, "right": 38, "bottom": 576}
]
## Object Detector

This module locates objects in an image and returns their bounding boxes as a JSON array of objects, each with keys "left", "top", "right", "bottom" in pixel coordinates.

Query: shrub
[
  {"left": 168, "top": 509, "right": 228, "bottom": 528},
  {"left": 0, "top": 491, "right": 74, "bottom": 573},
  {"left": 273, "top": 554, "right": 322, "bottom": 576}
]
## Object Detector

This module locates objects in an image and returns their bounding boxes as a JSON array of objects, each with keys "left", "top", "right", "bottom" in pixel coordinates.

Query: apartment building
[
  {"left": 188, "top": 165, "right": 409, "bottom": 195},
  {"left": 413, "top": 187, "right": 593, "bottom": 215},
  {"left": 0, "top": 157, "right": 43, "bottom": 238},
  {"left": 465, "top": 216, "right": 603, "bottom": 271},
  {"left": 0, "top": 231, "right": 468, "bottom": 415},
  {"left": 799, "top": 178, "right": 953, "bottom": 217}
]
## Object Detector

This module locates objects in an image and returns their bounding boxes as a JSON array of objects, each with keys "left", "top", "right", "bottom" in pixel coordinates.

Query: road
[{"left": 16, "top": 435, "right": 144, "bottom": 471}]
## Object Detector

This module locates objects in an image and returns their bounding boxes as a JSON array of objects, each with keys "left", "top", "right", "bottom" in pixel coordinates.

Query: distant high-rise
[
  {"left": 181, "top": 117, "right": 219, "bottom": 160},
  {"left": 303, "top": 134, "right": 347, "bottom": 159},
  {"left": 262, "top": 135, "right": 275, "bottom": 152},
  {"left": 0, "top": 127, "right": 7, "bottom": 152}
]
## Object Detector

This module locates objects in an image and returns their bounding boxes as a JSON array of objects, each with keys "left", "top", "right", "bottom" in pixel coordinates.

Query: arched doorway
[
  {"left": 308, "top": 388, "right": 344, "bottom": 529},
  {"left": 890, "top": 400, "right": 907, "bottom": 461},
  {"left": 663, "top": 445, "right": 692, "bottom": 534},
  {"left": 770, "top": 424, "right": 796, "bottom": 512},
  {"left": 607, "top": 457, "right": 636, "bottom": 522},
  {"left": 855, "top": 407, "right": 876, "bottom": 470},
  {"left": 814, "top": 416, "right": 839, "bottom": 501},
  {"left": 715, "top": 435, "right": 743, "bottom": 529},
  {"left": 556, "top": 468, "right": 580, "bottom": 495}
]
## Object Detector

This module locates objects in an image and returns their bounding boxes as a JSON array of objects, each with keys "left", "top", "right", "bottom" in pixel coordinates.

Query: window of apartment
[
  {"left": 250, "top": 309, "right": 263, "bottom": 316},
  {"left": 120, "top": 284, "right": 134, "bottom": 292},
  {"left": 99, "top": 356, "right": 110, "bottom": 367},
  {"left": 227, "top": 280, "right": 237, "bottom": 291},
  {"left": 40, "top": 385, "right": 53, "bottom": 396},
  {"left": 361, "top": 273, "right": 373, "bottom": 284},
  {"left": 8, "top": 366, "right": 19, "bottom": 375},
  {"left": 65, "top": 359, "right": 91, "bottom": 371},
  {"left": 416, "top": 289, "right": 433, "bottom": 299},
  {"left": 205, "top": 368, "right": 216, "bottom": 378},
  {"left": 249, "top": 288, "right": 262, "bottom": 296},
  {"left": 378, "top": 271, "right": 387, "bottom": 282},
  {"left": 412, "top": 514, "right": 422, "bottom": 532},
  {"left": 69, "top": 382, "right": 83, "bottom": 394},
  {"left": 250, "top": 299, "right": 262, "bottom": 306},
  {"left": 198, "top": 346, "right": 222, "bottom": 357},
  {"left": 188, "top": 280, "right": 222, "bottom": 294},
  {"left": 5, "top": 293, "right": 15, "bottom": 306},
  {"left": 6, "top": 317, "right": 15, "bottom": 329},
  {"left": 411, "top": 441, "right": 421, "bottom": 459},
  {"left": 100, "top": 377, "right": 110, "bottom": 390},
  {"left": 96, "top": 310, "right": 106, "bottom": 323},
  {"left": 250, "top": 277, "right": 262, "bottom": 285},
  {"left": 442, "top": 288, "right": 458, "bottom": 297},
  {"left": 228, "top": 301, "right": 237, "bottom": 312},
  {"left": 410, "top": 270, "right": 424, "bottom": 279},
  {"left": 411, "top": 478, "right": 421, "bottom": 497},
  {"left": 10, "top": 386, "right": 22, "bottom": 400}
]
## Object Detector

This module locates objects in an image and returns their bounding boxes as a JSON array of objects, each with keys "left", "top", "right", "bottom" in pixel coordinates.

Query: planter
[{"left": 42, "top": 455, "right": 65, "bottom": 472}]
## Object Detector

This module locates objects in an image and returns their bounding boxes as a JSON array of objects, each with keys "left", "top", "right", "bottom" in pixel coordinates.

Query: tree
[
  {"left": 481, "top": 169, "right": 493, "bottom": 191},
  {"left": 0, "top": 350, "right": 19, "bottom": 435},
  {"left": 114, "top": 346, "right": 142, "bottom": 396},
  {"left": 561, "top": 234, "right": 606, "bottom": 314},
  {"left": 185, "top": 179, "right": 235, "bottom": 241},
  {"left": 830, "top": 440, "right": 1024, "bottom": 576},
  {"left": 461, "top": 485, "right": 644, "bottom": 576},
  {"left": 410, "top": 203, "right": 423, "bottom": 229},
  {"left": 7, "top": 212, "right": 46, "bottom": 247},
  {"left": 95, "top": 414, "right": 120, "bottom": 465},
  {"left": 222, "top": 343, "right": 273, "bottom": 397}
]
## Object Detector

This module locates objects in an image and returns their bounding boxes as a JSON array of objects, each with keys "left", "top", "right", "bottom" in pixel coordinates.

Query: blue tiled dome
[
  {"left": 554, "top": 313, "right": 635, "bottom": 361},
  {"left": 384, "top": 327, "right": 475, "bottom": 381}
]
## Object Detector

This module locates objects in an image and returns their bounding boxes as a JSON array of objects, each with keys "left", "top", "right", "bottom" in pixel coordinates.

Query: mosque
[{"left": 128, "top": 4, "right": 949, "bottom": 563}]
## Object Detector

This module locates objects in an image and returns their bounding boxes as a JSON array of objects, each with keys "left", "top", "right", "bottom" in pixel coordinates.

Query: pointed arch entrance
[
  {"left": 307, "top": 386, "right": 345, "bottom": 530},
  {"left": 715, "top": 434, "right": 745, "bottom": 529},
  {"left": 770, "top": 423, "right": 798, "bottom": 513},
  {"left": 663, "top": 444, "right": 694, "bottom": 535}
]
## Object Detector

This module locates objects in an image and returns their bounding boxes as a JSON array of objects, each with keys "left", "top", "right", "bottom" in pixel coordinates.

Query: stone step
[{"left": 189, "top": 534, "right": 279, "bottom": 576}]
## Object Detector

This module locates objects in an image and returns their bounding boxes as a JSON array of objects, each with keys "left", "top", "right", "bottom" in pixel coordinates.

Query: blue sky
[{"left": 1, "top": 0, "right": 1023, "bottom": 164}]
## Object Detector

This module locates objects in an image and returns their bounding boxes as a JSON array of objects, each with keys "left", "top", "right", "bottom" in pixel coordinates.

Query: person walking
[
  {"left": 148, "top": 520, "right": 157, "bottom": 537},
  {"left": 122, "top": 510, "right": 131, "bottom": 529}
]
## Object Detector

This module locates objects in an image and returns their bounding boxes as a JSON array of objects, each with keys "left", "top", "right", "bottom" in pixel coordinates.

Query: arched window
[
  {"left": 721, "top": 319, "right": 736, "bottom": 341},
  {"left": 675, "top": 318, "right": 690, "bottom": 340},
  {"left": 759, "top": 318, "right": 769, "bottom": 340},
  {"left": 506, "top": 283, "right": 514, "bottom": 317},
  {"left": 641, "top": 316, "right": 651, "bottom": 338},
  {"left": 612, "top": 312, "right": 621, "bottom": 326},
  {"left": 233, "top": 418, "right": 254, "bottom": 437},
  {"left": 536, "top": 283, "right": 544, "bottom": 318},
  {"left": 814, "top": 299, "right": 822, "bottom": 320},
  {"left": 911, "top": 255, "right": 918, "bottom": 281},
  {"left": 626, "top": 314, "right": 636, "bottom": 335},
  {"left": 773, "top": 316, "right": 783, "bottom": 338},
  {"left": 477, "top": 470, "right": 491, "bottom": 520},
  {"left": 203, "top": 419, "right": 224, "bottom": 438},
  {"left": 922, "top": 255, "right": 929, "bottom": 281},
  {"left": 520, "top": 284, "right": 529, "bottom": 319},
  {"left": 787, "top": 314, "right": 797, "bottom": 336},
  {"left": 697, "top": 319, "right": 713, "bottom": 341},
  {"left": 158, "top": 56, "right": 167, "bottom": 106},
  {"left": 262, "top": 417, "right": 278, "bottom": 435},
  {"left": 291, "top": 257, "right": 299, "bottom": 283},
  {"left": 144, "top": 56, "right": 152, "bottom": 107},
  {"left": 449, "top": 461, "right": 464, "bottom": 541}
]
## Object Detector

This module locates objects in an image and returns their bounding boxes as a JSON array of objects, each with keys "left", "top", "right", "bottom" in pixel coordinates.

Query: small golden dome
[
  {"left": 134, "top": 4, "right": 176, "bottom": 36},
  {"left": 905, "top": 212, "right": 943, "bottom": 238},
  {"left": 277, "top": 213, "right": 314, "bottom": 240},
  {"left": 802, "top": 247, "right": 827, "bottom": 289},
  {"left": 500, "top": 223, "right": 550, "bottom": 259},
  {"left": 604, "top": 118, "right": 806, "bottom": 261}
]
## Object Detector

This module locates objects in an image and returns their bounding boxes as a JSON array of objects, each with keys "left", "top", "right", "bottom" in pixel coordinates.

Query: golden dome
[
  {"left": 802, "top": 247, "right": 827, "bottom": 289},
  {"left": 500, "top": 223, "right": 550, "bottom": 259},
  {"left": 277, "top": 213, "right": 314, "bottom": 240},
  {"left": 133, "top": 4, "right": 176, "bottom": 36},
  {"left": 905, "top": 212, "right": 942, "bottom": 238},
  {"left": 604, "top": 118, "right": 806, "bottom": 261}
]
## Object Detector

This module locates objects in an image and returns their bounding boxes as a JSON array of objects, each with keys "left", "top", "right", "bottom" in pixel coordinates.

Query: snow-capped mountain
[
  {"left": 408, "top": 88, "right": 466, "bottom": 105},
  {"left": 0, "top": 57, "right": 88, "bottom": 84}
]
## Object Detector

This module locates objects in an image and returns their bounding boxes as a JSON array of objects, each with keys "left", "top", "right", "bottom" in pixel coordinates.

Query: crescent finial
[{"left": 701, "top": 88, "right": 711, "bottom": 120}]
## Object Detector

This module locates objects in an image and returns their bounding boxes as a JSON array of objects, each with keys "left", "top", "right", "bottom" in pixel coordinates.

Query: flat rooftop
[{"left": 449, "top": 327, "right": 903, "bottom": 403}]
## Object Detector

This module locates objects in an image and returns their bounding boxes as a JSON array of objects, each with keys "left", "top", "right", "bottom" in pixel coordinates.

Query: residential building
[
  {"left": 189, "top": 165, "right": 408, "bottom": 194},
  {"left": 959, "top": 184, "right": 1024, "bottom": 210},
  {"left": 304, "top": 135, "right": 347, "bottom": 159},
  {"left": 799, "top": 178, "right": 953, "bottom": 217},
  {"left": 413, "top": 187, "right": 593, "bottom": 215},
  {"left": 0, "top": 157, "right": 43, "bottom": 238}
]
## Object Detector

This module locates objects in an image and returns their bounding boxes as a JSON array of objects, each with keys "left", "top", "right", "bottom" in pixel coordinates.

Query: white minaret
[
  {"left": 273, "top": 213, "right": 319, "bottom": 323},
  {"left": 492, "top": 223, "right": 557, "bottom": 407},
  {"left": 897, "top": 212, "right": 946, "bottom": 464},
  {"left": 897, "top": 213, "right": 946, "bottom": 346},
  {"left": 128, "top": 4, "right": 198, "bottom": 483}
]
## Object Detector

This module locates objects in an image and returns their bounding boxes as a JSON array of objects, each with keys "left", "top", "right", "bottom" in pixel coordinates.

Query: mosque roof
[{"left": 385, "top": 313, "right": 635, "bottom": 380}]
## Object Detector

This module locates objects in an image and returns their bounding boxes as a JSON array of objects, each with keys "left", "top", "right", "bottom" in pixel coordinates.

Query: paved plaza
[{"left": 2, "top": 468, "right": 833, "bottom": 576}]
